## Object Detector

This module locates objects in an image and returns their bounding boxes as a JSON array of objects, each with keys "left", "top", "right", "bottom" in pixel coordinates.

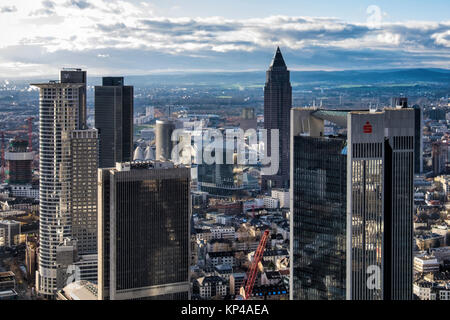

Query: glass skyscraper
[
  {"left": 290, "top": 107, "right": 415, "bottom": 300},
  {"left": 291, "top": 135, "right": 347, "bottom": 300},
  {"left": 98, "top": 161, "right": 190, "bottom": 300},
  {"left": 412, "top": 104, "right": 423, "bottom": 174},
  {"left": 95, "top": 77, "right": 134, "bottom": 168}
]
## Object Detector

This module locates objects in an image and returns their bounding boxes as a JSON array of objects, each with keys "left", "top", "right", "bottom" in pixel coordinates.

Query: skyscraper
[
  {"left": 290, "top": 107, "right": 414, "bottom": 300},
  {"left": 98, "top": 161, "right": 190, "bottom": 300},
  {"left": 290, "top": 108, "right": 347, "bottom": 300},
  {"left": 347, "top": 109, "right": 414, "bottom": 300},
  {"left": 5, "top": 138, "right": 34, "bottom": 185},
  {"left": 262, "top": 47, "right": 292, "bottom": 190},
  {"left": 290, "top": 134, "right": 347, "bottom": 300},
  {"left": 394, "top": 98, "right": 423, "bottom": 174},
  {"left": 60, "top": 68, "right": 87, "bottom": 129},
  {"left": 32, "top": 70, "right": 87, "bottom": 297},
  {"left": 412, "top": 104, "right": 423, "bottom": 174},
  {"left": 69, "top": 129, "right": 98, "bottom": 255},
  {"left": 432, "top": 141, "right": 447, "bottom": 176},
  {"left": 95, "top": 77, "right": 134, "bottom": 168}
]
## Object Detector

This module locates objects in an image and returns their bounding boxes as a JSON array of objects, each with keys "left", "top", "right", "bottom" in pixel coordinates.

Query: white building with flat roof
[{"left": 414, "top": 256, "right": 440, "bottom": 273}]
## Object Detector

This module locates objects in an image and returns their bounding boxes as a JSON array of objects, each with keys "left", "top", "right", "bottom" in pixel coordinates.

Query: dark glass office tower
[
  {"left": 262, "top": 47, "right": 292, "bottom": 190},
  {"left": 95, "top": 77, "right": 134, "bottom": 168},
  {"left": 291, "top": 136, "right": 347, "bottom": 300},
  {"left": 290, "top": 107, "right": 414, "bottom": 300},
  {"left": 98, "top": 161, "right": 190, "bottom": 300},
  {"left": 412, "top": 105, "right": 423, "bottom": 173},
  {"left": 60, "top": 68, "right": 87, "bottom": 129}
]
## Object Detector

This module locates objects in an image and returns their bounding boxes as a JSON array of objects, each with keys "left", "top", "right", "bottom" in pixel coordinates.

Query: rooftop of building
[
  {"left": 414, "top": 255, "right": 439, "bottom": 263},
  {"left": 209, "top": 238, "right": 233, "bottom": 245},
  {"left": 262, "top": 249, "right": 289, "bottom": 256},
  {"left": 30, "top": 81, "right": 84, "bottom": 87},
  {"left": 214, "top": 264, "right": 233, "bottom": 272},
  {"left": 0, "top": 289, "right": 18, "bottom": 298},
  {"left": 197, "top": 276, "right": 225, "bottom": 286},
  {"left": 208, "top": 251, "right": 235, "bottom": 258},
  {"left": 416, "top": 233, "right": 445, "bottom": 240},
  {"left": 114, "top": 160, "right": 187, "bottom": 171},
  {"left": 231, "top": 272, "right": 246, "bottom": 278},
  {"left": 58, "top": 281, "right": 98, "bottom": 300},
  {"left": 0, "top": 271, "right": 15, "bottom": 282},
  {"left": 424, "top": 271, "right": 450, "bottom": 282},
  {"left": 293, "top": 106, "right": 416, "bottom": 130},
  {"left": 430, "top": 246, "right": 450, "bottom": 253},
  {"left": 264, "top": 271, "right": 282, "bottom": 280}
]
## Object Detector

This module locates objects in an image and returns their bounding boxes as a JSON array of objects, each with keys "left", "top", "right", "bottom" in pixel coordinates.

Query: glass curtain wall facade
[
  {"left": 347, "top": 110, "right": 414, "bottom": 300},
  {"left": 95, "top": 77, "right": 134, "bottom": 168},
  {"left": 348, "top": 142, "right": 384, "bottom": 300},
  {"left": 291, "top": 136, "right": 347, "bottom": 300},
  {"left": 290, "top": 107, "right": 414, "bottom": 301},
  {"left": 98, "top": 162, "right": 190, "bottom": 300},
  {"left": 384, "top": 135, "right": 414, "bottom": 300}
]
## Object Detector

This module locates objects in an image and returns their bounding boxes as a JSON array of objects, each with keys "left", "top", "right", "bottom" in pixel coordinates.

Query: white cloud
[
  {"left": 432, "top": 30, "right": 450, "bottom": 47},
  {"left": 0, "top": 0, "right": 449, "bottom": 76}
]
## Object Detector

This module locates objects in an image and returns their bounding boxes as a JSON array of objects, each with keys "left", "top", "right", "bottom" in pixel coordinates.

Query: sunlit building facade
[{"left": 32, "top": 69, "right": 87, "bottom": 297}]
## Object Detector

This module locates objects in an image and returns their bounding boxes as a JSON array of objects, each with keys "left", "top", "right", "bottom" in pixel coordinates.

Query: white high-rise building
[{"left": 32, "top": 69, "right": 88, "bottom": 298}]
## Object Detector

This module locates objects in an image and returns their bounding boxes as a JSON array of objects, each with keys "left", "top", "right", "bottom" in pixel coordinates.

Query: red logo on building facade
[{"left": 363, "top": 121, "right": 372, "bottom": 133}]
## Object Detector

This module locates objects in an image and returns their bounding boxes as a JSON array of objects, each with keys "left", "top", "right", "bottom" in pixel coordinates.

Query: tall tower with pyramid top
[{"left": 262, "top": 47, "right": 292, "bottom": 190}]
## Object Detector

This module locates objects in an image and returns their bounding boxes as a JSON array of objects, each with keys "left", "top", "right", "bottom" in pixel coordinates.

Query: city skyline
[
  {"left": 0, "top": 1, "right": 449, "bottom": 304},
  {"left": 0, "top": 0, "right": 449, "bottom": 77}
]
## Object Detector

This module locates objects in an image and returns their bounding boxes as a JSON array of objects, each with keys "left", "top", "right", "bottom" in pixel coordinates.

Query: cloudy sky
[{"left": 0, "top": 0, "right": 449, "bottom": 78}]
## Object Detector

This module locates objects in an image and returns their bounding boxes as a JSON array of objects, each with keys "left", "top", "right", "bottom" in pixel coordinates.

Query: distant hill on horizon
[
  {"left": 5, "top": 68, "right": 450, "bottom": 87},
  {"left": 106, "top": 68, "right": 450, "bottom": 87}
]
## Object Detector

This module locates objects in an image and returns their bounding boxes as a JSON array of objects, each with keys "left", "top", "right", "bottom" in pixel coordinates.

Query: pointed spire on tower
[{"left": 269, "top": 46, "right": 287, "bottom": 70}]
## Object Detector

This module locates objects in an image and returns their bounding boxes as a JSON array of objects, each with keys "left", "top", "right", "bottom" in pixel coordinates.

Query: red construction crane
[
  {"left": 26, "top": 117, "right": 34, "bottom": 152},
  {"left": 240, "top": 229, "right": 270, "bottom": 300}
]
